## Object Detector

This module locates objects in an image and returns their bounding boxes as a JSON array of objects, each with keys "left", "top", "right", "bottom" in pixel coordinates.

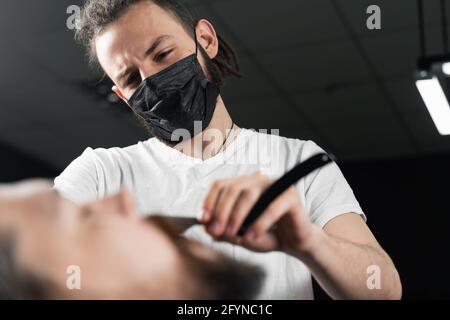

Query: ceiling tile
[
  {"left": 0, "top": 73, "right": 128, "bottom": 127},
  {"left": 54, "top": 115, "right": 148, "bottom": 152},
  {"left": 210, "top": 0, "right": 349, "bottom": 51},
  {"left": 0, "top": 0, "right": 81, "bottom": 36},
  {"left": 258, "top": 40, "right": 373, "bottom": 93},
  {"left": 293, "top": 83, "right": 417, "bottom": 159},
  {"left": 361, "top": 27, "right": 444, "bottom": 79},
  {"left": 12, "top": 29, "right": 96, "bottom": 82},
  {"left": 188, "top": 3, "right": 244, "bottom": 53},
  {"left": 0, "top": 106, "right": 30, "bottom": 133},
  {"left": 226, "top": 95, "right": 317, "bottom": 142},
  {"left": 337, "top": 0, "right": 444, "bottom": 35},
  {"left": 221, "top": 55, "right": 278, "bottom": 100}
]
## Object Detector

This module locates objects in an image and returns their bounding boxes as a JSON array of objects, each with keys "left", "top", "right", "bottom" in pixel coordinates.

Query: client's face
[{"left": 0, "top": 180, "right": 263, "bottom": 299}]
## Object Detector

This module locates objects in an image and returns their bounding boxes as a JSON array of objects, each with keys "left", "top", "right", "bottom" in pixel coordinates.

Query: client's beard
[
  {"left": 150, "top": 216, "right": 265, "bottom": 300},
  {"left": 183, "top": 247, "right": 265, "bottom": 300}
]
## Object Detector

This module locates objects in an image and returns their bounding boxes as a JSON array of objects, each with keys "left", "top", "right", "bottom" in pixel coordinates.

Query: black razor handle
[{"left": 237, "top": 152, "right": 335, "bottom": 237}]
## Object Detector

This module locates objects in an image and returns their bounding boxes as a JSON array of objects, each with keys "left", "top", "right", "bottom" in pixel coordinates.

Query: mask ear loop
[{"left": 194, "top": 28, "right": 199, "bottom": 57}]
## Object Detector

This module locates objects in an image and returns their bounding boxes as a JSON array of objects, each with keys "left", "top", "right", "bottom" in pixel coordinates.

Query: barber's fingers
[
  {"left": 243, "top": 189, "right": 293, "bottom": 241},
  {"left": 206, "top": 174, "right": 263, "bottom": 237},
  {"left": 202, "top": 180, "right": 228, "bottom": 222},
  {"left": 216, "top": 227, "right": 279, "bottom": 252},
  {"left": 224, "top": 189, "right": 260, "bottom": 238},
  {"left": 240, "top": 232, "right": 279, "bottom": 252},
  {"left": 224, "top": 191, "right": 293, "bottom": 252},
  {"left": 203, "top": 172, "right": 265, "bottom": 216},
  {"left": 206, "top": 184, "right": 243, "bottom": 237},
  {"left": 203, "top": 172, "right": 270, "bottom": 238}
]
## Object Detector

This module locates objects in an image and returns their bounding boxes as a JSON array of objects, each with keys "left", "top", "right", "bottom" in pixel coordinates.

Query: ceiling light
[
  {"left": 416, "top": 0, "right": 450, "bottom": 135},
  {"left": 415, "top": 76, "right": 450, "bottom": 135},
  {"left": 442, "top": 62, "right": 450, "bottom": 75}
]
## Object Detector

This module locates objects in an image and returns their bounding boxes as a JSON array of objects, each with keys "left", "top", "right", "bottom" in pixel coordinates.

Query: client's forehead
[
  {"left": 0, "top": 180, "right": 56, "bottom": 227},
  {"left": 0, "top": 181, "right": 59, "bottom": 233},
  {"left": 0, "top": 180, "right": 53, "bottom": 199}
]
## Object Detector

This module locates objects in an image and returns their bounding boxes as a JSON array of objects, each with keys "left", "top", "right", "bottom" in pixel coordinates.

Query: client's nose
[{"left": 91, "top": 189, "right": 138, "bottom": 219}]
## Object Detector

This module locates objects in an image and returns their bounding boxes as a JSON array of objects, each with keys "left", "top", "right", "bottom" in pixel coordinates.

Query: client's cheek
[
  {"left": 185, "top": 240, "right": 221, "bottom": 263},
  {"left": 131, "top": 225, "right": 181, "bottom": 273}
]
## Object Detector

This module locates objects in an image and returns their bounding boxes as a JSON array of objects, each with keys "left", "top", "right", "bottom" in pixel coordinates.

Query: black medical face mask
[{"left": 127, "top": 44, "right": 220, "bottom": 143}]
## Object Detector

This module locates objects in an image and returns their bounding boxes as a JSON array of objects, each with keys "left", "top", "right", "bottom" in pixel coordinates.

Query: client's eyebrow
[
  {"left": 144, "top": 215, "right": 187, "bottom": 237},
  {"left": 116, "top": 35, "right": 173, "bottom": 87}
]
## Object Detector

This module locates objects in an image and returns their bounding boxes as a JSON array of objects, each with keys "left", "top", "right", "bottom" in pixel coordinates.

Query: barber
[{"left": 55, "top": 0, "right": 401, "bottom": 299}]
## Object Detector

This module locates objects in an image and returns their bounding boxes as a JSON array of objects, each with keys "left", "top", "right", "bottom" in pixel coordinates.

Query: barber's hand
[{"left": 202, "top": 172, "right": 321, "bottom": 256}]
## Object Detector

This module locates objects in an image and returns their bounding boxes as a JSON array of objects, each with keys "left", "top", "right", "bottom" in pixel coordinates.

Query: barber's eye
[{"left": 155, "top": 49, "right": 173, "bottom": 62}]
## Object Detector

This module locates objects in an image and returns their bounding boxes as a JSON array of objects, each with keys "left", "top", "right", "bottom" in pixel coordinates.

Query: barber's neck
[{"left": 171, "top": 95, "right": 240, "bottom": 160}]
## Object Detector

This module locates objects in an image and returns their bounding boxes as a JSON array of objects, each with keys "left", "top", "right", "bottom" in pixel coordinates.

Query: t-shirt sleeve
[
  {"left": 300, "top": 140, "right": 366, "bottom": 229},
  {"left": 54, "top": 148, "right": 100, "bottom": 204}
]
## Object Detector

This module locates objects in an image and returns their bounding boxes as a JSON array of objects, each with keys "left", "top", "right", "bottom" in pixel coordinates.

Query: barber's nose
[
  {"left": 139, "top": 69, "right": 149, "bottom": 81},
  {"left": 138, "top": 63, "right": 162, "bottom": 81}
]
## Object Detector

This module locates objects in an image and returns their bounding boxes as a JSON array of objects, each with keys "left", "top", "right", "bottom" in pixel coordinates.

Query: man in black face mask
[
  {"left": 127, "top": 36, "right": 220, "bottom": 144},
  {"left": 55, "top": 0, "right": 401, "bottom": 300}
]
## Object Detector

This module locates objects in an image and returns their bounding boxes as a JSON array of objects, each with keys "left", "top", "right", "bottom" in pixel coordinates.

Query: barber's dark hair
[
  {"left": 0, "top": 235, "right": 50, "bottom": 300},
  {"left": 75, "top": 0, "right": 242, "bottom": 86}
]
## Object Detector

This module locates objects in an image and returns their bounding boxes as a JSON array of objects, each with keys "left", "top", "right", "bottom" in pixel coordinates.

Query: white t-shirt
[{"left": 54, "top": 128, "right": 365, "bottom": 299}]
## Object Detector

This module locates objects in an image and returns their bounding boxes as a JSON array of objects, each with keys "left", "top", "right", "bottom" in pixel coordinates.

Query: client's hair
[{"left": 0, "top": 235, "right": 50, "bottom": 300}]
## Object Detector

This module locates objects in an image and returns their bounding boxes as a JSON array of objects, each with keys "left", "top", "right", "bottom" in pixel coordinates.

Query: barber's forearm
[{"left": 297, "top": 226, "right": 402, "bottom": 300}]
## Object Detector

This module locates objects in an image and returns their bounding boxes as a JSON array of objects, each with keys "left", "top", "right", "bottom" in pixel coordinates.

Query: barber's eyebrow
[
  {"left": 115, "top": 35, "right": 173, "bottom": 87},
  {"left": 145, "top": 35, "right": 173, "bottom": 57}
]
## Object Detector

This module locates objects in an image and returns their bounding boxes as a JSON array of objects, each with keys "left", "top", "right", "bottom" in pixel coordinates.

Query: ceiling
[{"left": 0, "top": 0, "right": 450, "bottom": 170}]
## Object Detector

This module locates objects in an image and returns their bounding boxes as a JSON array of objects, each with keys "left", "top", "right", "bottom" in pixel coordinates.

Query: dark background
[{"left": 0, "top": 0, "right": 449, "bottom": 299}]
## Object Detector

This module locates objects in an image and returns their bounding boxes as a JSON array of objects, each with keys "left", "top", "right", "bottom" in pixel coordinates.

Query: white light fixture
[
  {"left": 442, "top": 62, "right": 450, "bottom": 75},
  {"left": 416, "top": 0, "right": 450, "bottom": 136},
  {"left": 416, "top": 77, "right": 450, "bottom": 135}
]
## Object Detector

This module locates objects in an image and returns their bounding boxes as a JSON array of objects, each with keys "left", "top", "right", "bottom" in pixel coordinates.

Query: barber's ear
[
  {"left": 112, "top": 86, "right": 128, "bottom": 104},
  {"left": 196, "top": 19, "right": 219, "bottom": 59}
]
